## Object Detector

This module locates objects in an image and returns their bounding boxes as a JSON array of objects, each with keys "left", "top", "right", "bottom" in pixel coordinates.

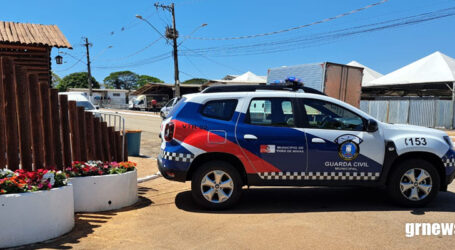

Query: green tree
[
  {"left": 51, "top": 72, "right": 62, "bottom": 88},
  {"left": 103, "top": 71, "right": 141, "bottom": 90},
  {"left": 137, "top": 75, "right": 163, "bottom": 88},
  {"left": 57, "top": 72, "right": 99, "bottom": 92},
  {"left": 182, "top": 78, "right": 207, "bottom": 84}
]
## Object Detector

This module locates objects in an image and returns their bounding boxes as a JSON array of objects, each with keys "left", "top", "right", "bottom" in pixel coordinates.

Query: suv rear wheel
[
  {"left": 387, "top": 159, "right": 440, "bottom": 207},
  {"left": 191, "top": 161, "right": 243, "bottom": 210}
]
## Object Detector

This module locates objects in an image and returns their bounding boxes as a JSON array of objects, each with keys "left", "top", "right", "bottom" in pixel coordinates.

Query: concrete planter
[
  {"left": 70, "top": 169, "right": 138, "bottom": 212},
  {"left": 0, "top": 185, "right": 75, "bottom": 248}
]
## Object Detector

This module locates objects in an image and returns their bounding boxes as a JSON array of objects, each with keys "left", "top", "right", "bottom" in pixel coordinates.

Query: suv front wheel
[
  {"left": 387, "top": 159, "right": 440, "bottom": 207},
  {"left": 191, "top": 161, "right": 243, "bottom": 210}
]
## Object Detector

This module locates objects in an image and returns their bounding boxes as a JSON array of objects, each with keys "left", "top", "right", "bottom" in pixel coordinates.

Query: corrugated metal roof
[{"left": 0, "top": 21, "right": 72, "bottom": 48}]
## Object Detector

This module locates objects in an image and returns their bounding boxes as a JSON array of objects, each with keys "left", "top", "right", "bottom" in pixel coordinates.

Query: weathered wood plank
[
  {"left": 101, "top": 122, "right": 111, "bottom": 162},
  {"left": 39, "top": 82, "right": 55, "bottom": 167},
  {"left": 93, "top": 118, "right": 103, "bottom": 161},
  {"left": 77, "top": 107, "right": 88, "bottom": 161},
  {"left": 50, "top": 89, "right": 63, "bottom": 170},
  {"left": 115, "top": 131, "right": 122, "bottom": 162},
  {"left": 108, "top": 127, "right": 116, "bottom": 162},
  {"left": 85, "top": 112, "right": 96, "bottom": 160},
  {"left": 59, "top": 95, "right": 72, "bottom": 168},
  {"left": 2, "top": 57, "right": 19, "bottom": 170},
  {"left": 28, "top": 74, "right": 44, "bottom": 170},
  {"left": 15, "top": 66, "right": 33, "bottom": 171},
  {"left": 0, "top": 57, "right": 7, "bottom": 169},
  {"left": 123, "top": 134, "right": 128, "bottom": 162},
  {"left": 68, "top": 101, "right": 80, "bottom": 161}
]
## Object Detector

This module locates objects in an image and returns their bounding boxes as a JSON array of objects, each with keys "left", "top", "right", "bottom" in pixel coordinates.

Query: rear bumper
[
  {"left": 157, "top": 156, "right": 187, "bottom": 182},
  {"left": 447, "top": 167, "right": 455, "bottom": 186}
]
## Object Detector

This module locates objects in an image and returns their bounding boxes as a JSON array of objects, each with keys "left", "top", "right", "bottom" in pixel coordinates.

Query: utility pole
[
  {"left": 155, "top": 2, "right": 181, "bottom": 97},
  {"left": 83, "top": 37, "right": 93, "bottom": 100}
]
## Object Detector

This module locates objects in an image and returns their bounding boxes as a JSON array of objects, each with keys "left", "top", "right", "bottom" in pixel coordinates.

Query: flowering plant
[
  {"left": 65, "top": 161, "right": 136, "bottom": 177},
  {"left": 0, "top": 169, "right": 67, "bottom": 195}
]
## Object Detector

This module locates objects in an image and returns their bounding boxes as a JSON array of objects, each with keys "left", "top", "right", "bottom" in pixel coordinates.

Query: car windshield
[{"left": 77, "top": 101, "right": 95, "bottom": 111}]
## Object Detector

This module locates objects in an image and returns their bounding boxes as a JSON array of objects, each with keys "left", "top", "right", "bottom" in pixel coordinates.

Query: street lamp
[{"left": 55, "top": 55, "right": 63, "bottom": 64}]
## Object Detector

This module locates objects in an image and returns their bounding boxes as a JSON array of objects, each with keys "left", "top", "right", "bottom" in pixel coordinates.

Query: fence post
[
  {"left": 39, "top": 82, "right": 55, "bottom": 168},
  {"left": 0, "top": 57, "right": 7, "bottom": 169},
  {"left": 115, "top": 131, "right": 122, "bottom": 162},
  {"left": 108, "top": 127, "right": 117, "bottom": 162},
  {"left": 101, "top": 122, "right": 111, "bottom": 162},
  {"left": 28, "top": 74, "right": 45, "bottom": 170},
  {"left": 15, "top": 67, "right": 33, "bottom": 171},
  {"left": 123, "top": 134, "right": 128, "bottom": 161},
  {"left": 93, "top": 117, "right": 103, "bottom": 161},
  {"left": 3, "top": 57, "right": 20, "bottom": 170},
  {"left": 77, "top": 107, "right": 88, "bottom": 161},
  {"left": 50, "top": 89, "right": 63, "bottom": 170},
  {"left": 85, "top": 112, "right": 96, "bottom": 160},
  {"left": 59, "top": 95, "right": 72, "bottom": 168},
  {"left": 68, "top": 101, "right": 81, "bottom": 161}
]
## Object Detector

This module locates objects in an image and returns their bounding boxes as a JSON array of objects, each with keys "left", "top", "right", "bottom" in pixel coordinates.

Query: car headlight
[{"left": 443, "top": 136, "right": 454, "bottom": 148}]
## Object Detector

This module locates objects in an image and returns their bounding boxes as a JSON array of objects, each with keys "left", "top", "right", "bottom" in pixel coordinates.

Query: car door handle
[
  {"left": 311, "top": 138, "right": 326, "bottom": 143},
  {"left": 244, "top": 134, "right": 258, "bottom": 140}
]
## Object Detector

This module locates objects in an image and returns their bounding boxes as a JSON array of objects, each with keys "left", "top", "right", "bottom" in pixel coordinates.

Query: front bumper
[{"left": 157, "top": 156, "right": 187, "bottom": 182}]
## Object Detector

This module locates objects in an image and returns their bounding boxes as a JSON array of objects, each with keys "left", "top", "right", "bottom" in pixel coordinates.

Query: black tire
[
  {"left": 191, "top": 161, "right": 243, "bottom": 210},
  {"left": 387, "top": 159, "right": 440, "bottom": 207}
]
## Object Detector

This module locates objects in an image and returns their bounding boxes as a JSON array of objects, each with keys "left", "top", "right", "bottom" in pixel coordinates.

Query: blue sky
[{"left": 2, "top": 0, "right": 455, "bottom": 83}]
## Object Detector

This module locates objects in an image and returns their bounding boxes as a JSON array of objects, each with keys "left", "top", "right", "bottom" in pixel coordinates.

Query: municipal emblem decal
[
  {"left": 334, "top": 134, "right": 363, "bottom": 161},
  {"left": 260, "top": 145, "right": 276, "bottom": 153}
]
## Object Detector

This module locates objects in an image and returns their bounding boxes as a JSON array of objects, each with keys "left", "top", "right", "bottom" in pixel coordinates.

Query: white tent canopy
[
  {"left": 207, "top": 71, "right": 266, "bottom": 85},
  {"left": 347, "top": 61, "right": 383, "bottom": 86},
  {"left": 368, "top": 51, "right": 455, "bottom": 87},
  {"left": 231, "top": 71, "right": 266, "bottom": 83}
]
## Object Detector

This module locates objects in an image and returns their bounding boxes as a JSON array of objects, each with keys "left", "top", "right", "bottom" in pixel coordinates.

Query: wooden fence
[{"left": 0, "top": 56, "right": 127, "bottom": 171}]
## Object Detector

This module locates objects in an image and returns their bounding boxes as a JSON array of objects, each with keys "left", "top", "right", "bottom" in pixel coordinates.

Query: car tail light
[{"left": 164, "top": 122, "right": 175, "bottom": 142}]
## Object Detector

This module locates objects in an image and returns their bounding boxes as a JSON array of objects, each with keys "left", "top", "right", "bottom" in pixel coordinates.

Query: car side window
[
  {"left": 248, "top": 98, "right": 295, "bottom": 127},
  {"left": 201, "top": 99, "right": 238, "bottom": 120},
  {"left": 303, "top": 99, "right": 364, "bottom": 131}
]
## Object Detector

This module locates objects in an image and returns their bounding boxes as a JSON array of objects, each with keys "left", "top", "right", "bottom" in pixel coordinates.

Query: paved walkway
[{"left": 28, "top": 157, "right": 455, "bottom": 250}]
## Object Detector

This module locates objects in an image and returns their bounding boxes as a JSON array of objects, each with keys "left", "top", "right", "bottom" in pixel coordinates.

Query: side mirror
[{"left": 366, "top": 119, "right": 378, "bottom": 132}]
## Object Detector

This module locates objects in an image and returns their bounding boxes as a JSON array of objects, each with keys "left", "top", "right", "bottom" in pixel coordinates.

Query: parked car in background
[
  {"left": 129, "top": 94, "right": 169, "bottom": 112},
  {"left": 160, "top": 97, "right": 181, "bottom": 118},
  {"left": 58, "top": 92, "right": 101, "bottom": 117}
]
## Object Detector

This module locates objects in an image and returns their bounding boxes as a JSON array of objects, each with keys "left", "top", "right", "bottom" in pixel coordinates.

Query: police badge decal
[{"left": 334, "top": 134, "right": 363, "bottom": 161}]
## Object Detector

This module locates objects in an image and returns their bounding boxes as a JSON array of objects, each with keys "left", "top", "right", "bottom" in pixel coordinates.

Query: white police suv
[{"left": 158, "top": 84, "right": 455, "bottom": 209}]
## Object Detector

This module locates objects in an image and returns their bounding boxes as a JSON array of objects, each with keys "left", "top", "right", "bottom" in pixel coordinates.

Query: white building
[{"left": 68, "top": 88, "right": 130, "bottom": 109}]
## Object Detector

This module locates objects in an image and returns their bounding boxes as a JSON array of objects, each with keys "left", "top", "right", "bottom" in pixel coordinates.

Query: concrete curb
[{"left": 137, "top": 172, "right": 162, "bottom": 183}]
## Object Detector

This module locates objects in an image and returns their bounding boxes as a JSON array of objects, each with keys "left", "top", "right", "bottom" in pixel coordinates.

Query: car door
[
  {"left": 236, "top": 96, "right": 308, "bottom": 180},
  {"left": 299, "top": 98, "right": 384, "bottom": 181}
]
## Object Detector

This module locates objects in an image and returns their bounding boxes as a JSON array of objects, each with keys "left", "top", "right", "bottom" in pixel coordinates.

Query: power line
[
  {"left": 94, "top": 51, "right": 172, "bottom": 69},
  {"left": 100, "top": 37, "right": 163, "bottom": 61},
  {"left": 181, "top": 45, "right": 243, "bottom": 73},
  {"left": 182, "top": 54, "right": 207, "bottom": 78},
  {"left": 180, "top": 6, "right": 455, "bottom": 57},
  {"left": 184, "top": 0, "right": 390, "bottom": 40}
]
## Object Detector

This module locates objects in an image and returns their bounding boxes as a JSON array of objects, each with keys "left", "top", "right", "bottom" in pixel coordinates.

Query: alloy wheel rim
[
  {"left": 200, "top": 170, "right": 234, "bottom": 203},
  {"left": 399, "top": 168, "right": 432, "bottom": 201}
]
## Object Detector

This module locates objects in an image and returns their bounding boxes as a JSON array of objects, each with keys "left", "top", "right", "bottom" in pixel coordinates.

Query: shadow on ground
[
  {"left": 25, "top": 196, "right": 153, "bottom": 249},
  {"left": 175, "top": 187, "right": 455, "bottom": 215}
]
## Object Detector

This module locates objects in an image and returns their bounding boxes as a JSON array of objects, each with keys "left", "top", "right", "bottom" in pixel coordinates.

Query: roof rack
[{"left": 201, "top": 84, "right": 326, "bottom": 95}]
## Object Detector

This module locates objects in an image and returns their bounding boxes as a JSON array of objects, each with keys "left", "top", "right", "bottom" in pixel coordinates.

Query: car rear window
[{"left": 201, "top": 99, "right": 238, "bottom": 121}]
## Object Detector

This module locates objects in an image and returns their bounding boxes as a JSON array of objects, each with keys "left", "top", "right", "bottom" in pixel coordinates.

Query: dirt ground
[{"left": 23, "top": 109, "right": 455, "bottom": 249}]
